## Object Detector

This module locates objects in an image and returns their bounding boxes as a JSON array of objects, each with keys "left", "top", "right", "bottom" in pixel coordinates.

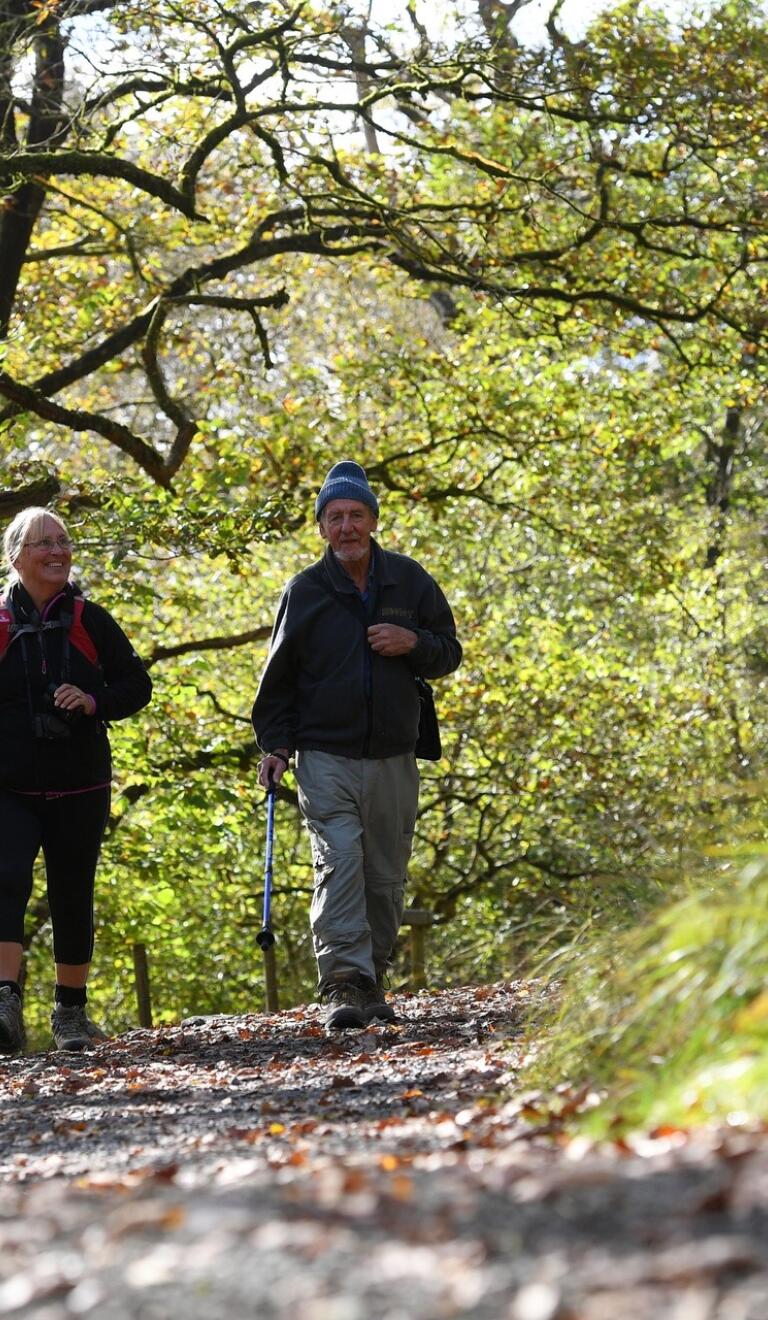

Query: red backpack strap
[
  {"left": 69, "top": 597, "right": 99, "bottom": 666},
  {"left": 0, "top": 593, "right": 98, "bottom": 666}
]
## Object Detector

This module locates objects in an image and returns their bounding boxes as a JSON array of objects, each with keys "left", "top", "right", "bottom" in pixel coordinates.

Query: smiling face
[
  {"left": 13, "top": 513, "right": 72, "bottom": 608},
  {"left": 319, "top": 498, "right": 378, "bottom": 564}
]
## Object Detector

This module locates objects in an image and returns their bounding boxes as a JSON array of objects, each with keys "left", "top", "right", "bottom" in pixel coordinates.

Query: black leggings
[{"left": 0, "top": 787, "right": 110, "bottom": 965}]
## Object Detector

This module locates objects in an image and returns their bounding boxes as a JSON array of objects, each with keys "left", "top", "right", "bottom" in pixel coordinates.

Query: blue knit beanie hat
[{"left": 315, "top": 461, "right": 379, "bottom": 520}]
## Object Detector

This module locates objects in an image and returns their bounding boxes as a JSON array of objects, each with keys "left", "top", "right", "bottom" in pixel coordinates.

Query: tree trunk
[{"left": 0, "top": 11, "right": 65, "bottom": 337}]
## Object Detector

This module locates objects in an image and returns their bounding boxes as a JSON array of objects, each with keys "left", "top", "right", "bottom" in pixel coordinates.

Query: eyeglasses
[{"left": 23, "top": 537, "right": 74, "bottom": 552}]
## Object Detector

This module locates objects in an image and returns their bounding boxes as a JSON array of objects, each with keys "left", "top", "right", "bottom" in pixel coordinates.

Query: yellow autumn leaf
[{"left": 733, "top": 992, "right": 768, "bottom": 1032}]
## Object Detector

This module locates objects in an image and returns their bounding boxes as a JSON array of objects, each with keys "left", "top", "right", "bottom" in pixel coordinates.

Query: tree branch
[
  {"left": 0, "top": 150, "right": 207, "bottom": 220},
  {"left": 0, "top": 368, "right": 172, "bottom": 486},
  {"left": 0, "top": 221, "right": 379, "bottom": 426},
  {"left": 0, "top": 474, "right": 62, "bottom": 517},
  {"left": 146, "top": 625, "right": 272, "bottom": 667},
  {"left": 141, "top": 300, "right": 198, "bottom": 480}
]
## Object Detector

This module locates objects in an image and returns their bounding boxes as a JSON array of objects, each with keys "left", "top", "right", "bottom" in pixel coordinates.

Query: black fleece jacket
[
  {"left": 252, "top": 541, "right": 461, "bottom": 759},
  {"left": 0, "top": 582, "right": 152, "bottom": 792}
]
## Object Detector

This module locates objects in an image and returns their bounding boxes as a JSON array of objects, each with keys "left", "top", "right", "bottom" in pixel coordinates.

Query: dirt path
[{"left": 1, "top": 983, "right": 767, "bottom": 1318}]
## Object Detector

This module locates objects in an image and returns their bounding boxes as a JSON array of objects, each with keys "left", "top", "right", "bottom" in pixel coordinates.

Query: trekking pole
[{"left": 256, "top": 775, "right": 276, "bottom": 951}]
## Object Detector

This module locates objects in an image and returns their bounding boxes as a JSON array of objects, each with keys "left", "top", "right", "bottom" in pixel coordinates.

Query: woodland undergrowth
[{"left": 524, "top": 829, "right": 768, "bottom": 1136}]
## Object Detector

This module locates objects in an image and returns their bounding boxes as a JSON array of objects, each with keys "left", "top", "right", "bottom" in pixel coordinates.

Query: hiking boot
[
  {"left": 322, "top": 980, "right": 370, "bottom": 1030},
  {"left": 0, "top": 986, "right": 25, "bottom": 1055},
  {"left": 366, "top": 974, "right": 396, "bottom": 1023},
  {"left": 51, "top": 1004, "right": 106, "bottom": 1052}
]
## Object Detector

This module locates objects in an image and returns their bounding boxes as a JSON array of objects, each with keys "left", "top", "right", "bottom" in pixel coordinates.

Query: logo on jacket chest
[{"left": 379, "top": 607, "right": 416, "bottom": 620}]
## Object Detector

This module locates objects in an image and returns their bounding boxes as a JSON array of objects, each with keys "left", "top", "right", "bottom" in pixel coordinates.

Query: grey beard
[{"left": 333, "top": 545, "right": 367, "bottom": 562}]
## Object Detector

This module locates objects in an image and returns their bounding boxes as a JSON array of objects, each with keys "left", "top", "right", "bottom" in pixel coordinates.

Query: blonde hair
[{"left": 3, "top": 507, "right": 70, "bottom": 585}]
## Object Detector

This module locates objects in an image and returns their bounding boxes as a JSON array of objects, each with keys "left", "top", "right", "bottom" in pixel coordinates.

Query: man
[{"left": 252, "top": 460, "right": 462, "bottom": 1029}]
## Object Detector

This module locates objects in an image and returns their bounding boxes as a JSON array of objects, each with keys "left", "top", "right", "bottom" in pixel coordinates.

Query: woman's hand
[{"left": 52, "top": 684, "right": 97, "bottom": 716}]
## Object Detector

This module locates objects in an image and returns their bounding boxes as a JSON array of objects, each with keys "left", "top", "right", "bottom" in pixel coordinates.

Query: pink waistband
[{"left": 10, "top": 782, "right": 111, "bottom": 800}]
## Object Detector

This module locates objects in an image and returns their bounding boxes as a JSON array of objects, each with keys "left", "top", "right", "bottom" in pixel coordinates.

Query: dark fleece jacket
[
  {"left": 252, "top": 540, "right": 461, "bottom": 759},
  {"left": 0, "top": 581, "right": 152, "bottom": 792}
]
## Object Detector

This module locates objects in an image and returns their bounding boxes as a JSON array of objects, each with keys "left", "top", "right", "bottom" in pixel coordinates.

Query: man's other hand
[{"left": 367, "top": 624, "right": 417, "bottom": 656}]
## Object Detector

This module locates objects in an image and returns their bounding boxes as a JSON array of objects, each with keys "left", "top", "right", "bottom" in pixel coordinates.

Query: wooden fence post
[
  {"left": 263, "top": 944, "right": 280, "bottom": 1012},
  {"left": 401, "top": 907, "right": 434, "bottom": 989},
  {"left": 132, "top": 942, "right": 153, "bottom": 1028}
]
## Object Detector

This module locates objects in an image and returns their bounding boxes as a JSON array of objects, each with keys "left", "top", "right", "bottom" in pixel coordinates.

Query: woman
[{"left": 0, "top": 508, "right": 152, "bottom": 1053}]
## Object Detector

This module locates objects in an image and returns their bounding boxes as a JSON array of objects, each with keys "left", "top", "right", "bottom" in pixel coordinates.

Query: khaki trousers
[{"left": 295, "top": 750, "right": 419, "bottom": 991}]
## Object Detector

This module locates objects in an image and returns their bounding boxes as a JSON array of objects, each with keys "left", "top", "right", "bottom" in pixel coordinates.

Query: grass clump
[{"left": 524, "top": 857, "right": 768, "bottom": 1135}]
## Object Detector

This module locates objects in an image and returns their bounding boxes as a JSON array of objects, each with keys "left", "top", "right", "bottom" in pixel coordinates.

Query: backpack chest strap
[{"left": 0, "top": 596, "right": 97, "bottom": 667}]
